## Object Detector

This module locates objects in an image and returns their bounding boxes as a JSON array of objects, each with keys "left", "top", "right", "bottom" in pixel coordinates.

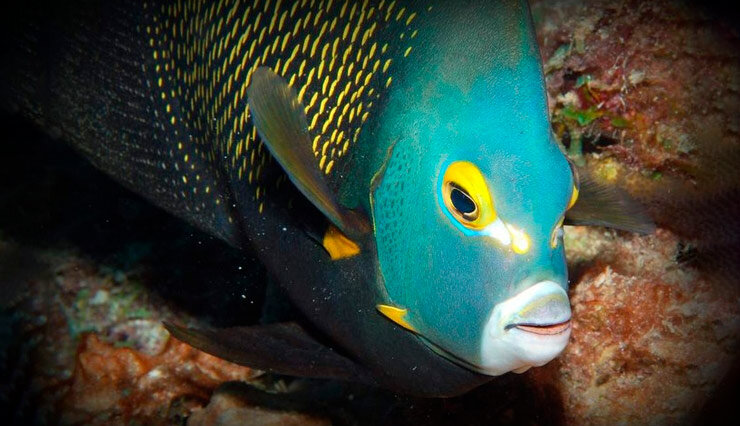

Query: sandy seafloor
[{"left": 1, "top": 0, "right": 740, "bottom": 424}]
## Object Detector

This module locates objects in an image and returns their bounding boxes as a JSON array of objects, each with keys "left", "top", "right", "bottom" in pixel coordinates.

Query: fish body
[{"left": 1, "top": 0, "right": 653, "bottom": 396}]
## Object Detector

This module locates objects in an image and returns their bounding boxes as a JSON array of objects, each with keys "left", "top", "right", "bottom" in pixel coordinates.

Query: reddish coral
[
  {"left": 533, "top": 0, "right": 740, "bottom": 183},
  {"left": 188, "top": 385, "right": 330, "bottom": 426},
  {"left": 57, "top": 334, "right": 255, "bottom": 424},
  {"left": 532, "top": 228, "right": 740, "bottom": 424}
]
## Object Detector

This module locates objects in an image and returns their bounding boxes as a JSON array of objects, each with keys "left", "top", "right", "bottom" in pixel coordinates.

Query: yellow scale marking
[{"left": 147, "top": 0, "right": 420, "bottom": 214}]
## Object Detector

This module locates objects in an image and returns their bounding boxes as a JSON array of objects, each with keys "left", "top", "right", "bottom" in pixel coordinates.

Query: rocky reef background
[{"left": 1, "top": 0, "right": 739, "bottom": 424}]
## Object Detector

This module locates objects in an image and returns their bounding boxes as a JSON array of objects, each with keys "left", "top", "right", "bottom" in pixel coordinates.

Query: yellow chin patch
[
  {"left": 377, "top": 304, "right": 417, "bottom": 332},
  {"left": 322, "top": 225, "right": 360, "bottom": 260}
]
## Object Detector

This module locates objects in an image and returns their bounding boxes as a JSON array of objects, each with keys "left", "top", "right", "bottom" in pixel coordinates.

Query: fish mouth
[
  {"left": 508, "top": 319, "right": 571, "bottom": 336},
  {"left": 478, "top": 280, "right": 572, "bottom": 376}
]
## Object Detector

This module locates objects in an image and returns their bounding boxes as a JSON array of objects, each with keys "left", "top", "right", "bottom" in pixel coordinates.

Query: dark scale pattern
[
  {"left": 144, "top": 0, "right": 421, "bottom": 218},
  {"left": 1, "top": 2, "right": 240, "bottom": 245},
  {"left": 1, "top": 0, "right": 423, "bottom": 245}
]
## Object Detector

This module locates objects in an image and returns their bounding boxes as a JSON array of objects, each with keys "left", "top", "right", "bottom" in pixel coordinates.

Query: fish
[{"left": 0, "top": 0, "right": 653, "bottom": 397}]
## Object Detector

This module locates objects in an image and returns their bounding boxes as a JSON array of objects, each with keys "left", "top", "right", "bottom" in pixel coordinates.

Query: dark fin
[
  {"left": 247, "top": 67, "right": 370, "bottom": 239},
  {"left": 565, "top": 173, "right": 656, "bottom": 234},
  {"left": 164, "top": 321, "right": 370, "bottom": 383}
]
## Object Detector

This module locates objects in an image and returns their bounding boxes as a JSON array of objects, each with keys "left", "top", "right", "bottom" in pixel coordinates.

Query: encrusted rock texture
[
  {"left": 1, "top": 0, "right": 739, "bottom": 424},
  {"left": 0, "top": 249, "right": 257, "bottom": 425},
  {"left": 530, "top": 0, "right": 740, "bottom": 424}
]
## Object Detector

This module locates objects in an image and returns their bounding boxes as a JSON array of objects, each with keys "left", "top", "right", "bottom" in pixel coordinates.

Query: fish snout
[{"left": 478, "top": 281, "right": 571, "bottom": 375}]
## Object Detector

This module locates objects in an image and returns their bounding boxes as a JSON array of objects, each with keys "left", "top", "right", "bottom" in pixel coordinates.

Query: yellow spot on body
[
  {"left": 404, "top": 46, "right": 412, "bottom": 57},
  {"left": 297, "top": 85, "right": 307, "bottom": 103},
  {"left": 377, "top": 304, "right": 416, "bottom": 332},
  {"left": 309, "top": 113, "right": 319, "bottom": 130},
  {"left": 325, "top": 160, "right": 335, "bottom": 174},
  {"left": 322, "top": 224, "right": 360, "bottom": 260}
]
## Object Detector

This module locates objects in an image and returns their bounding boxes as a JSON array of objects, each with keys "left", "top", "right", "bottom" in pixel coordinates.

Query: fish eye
[
  {"left": 448, "top": 184, "right": 479, "bottom": 221},
  {"left": 440, "top": 161, "right": 496, "bottom": 230}
]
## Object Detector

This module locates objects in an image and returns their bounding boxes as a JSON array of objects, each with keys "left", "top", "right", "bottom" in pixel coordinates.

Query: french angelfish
[{"left": 0, "top": 0, "right": 653, "bottom": 397}]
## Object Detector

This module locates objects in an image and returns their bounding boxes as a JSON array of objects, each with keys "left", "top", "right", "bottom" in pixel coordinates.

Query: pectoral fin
[
  {"left": 565, "top": 173, "right": 655, "bottom": 234},
  {"left": 247, "top": 67, "right": 370, "bottom": 239},
  {"left": 164, "top": 321, "right": 370, "bottom": 382}
]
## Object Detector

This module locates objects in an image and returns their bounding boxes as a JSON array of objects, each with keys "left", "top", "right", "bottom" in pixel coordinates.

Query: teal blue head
[{"left": 369, "top": 0, "right": 577, "bottom": 375}]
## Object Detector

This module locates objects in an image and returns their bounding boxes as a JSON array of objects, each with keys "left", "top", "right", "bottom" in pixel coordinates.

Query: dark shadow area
[{"left": 0, "top": 112, "right": 266, "bottom": 327}]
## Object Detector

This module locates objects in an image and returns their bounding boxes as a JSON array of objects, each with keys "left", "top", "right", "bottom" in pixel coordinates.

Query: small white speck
[
  {"left": 282, "top": 227, "right": 287, "bottom": 231},
  {"left": 147, "top": 368, "right": 163, "bottom": 379},
  {"left": 241, "top": 294, "right": 246, "bottom": 299}
]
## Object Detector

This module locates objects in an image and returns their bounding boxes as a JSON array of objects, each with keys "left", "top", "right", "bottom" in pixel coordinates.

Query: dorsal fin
[
  {"left": 565, "top": 172, "right": 655, "bottom": 234},
  {"left": 247, "top": 67, "right": 370, "bottom": 239}
]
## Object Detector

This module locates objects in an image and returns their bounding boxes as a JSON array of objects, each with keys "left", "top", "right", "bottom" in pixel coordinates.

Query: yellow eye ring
[{"left": 441, "top": 161, "right": 496, "bottom": 230}]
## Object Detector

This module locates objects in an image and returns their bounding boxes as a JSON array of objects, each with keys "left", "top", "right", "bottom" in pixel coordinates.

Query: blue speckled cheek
[
  {"left": 373, "top": 134, "right": 572, "bottom": 366},
  {"left": 372, "top": 142, "right": 417, "bottom": 306},
  {"left": 373, "top": 139, "right": 514, "bottom": 364}
]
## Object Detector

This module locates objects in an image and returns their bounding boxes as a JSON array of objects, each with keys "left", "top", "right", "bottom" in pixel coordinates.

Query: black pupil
[{"left": 450, "top": 187, "right": 476, "bottom": 215}]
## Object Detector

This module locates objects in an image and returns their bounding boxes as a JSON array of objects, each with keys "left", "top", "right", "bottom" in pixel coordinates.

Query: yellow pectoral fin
[
  {"left": 377, "top": 304, "right": 417, "bottom": 332},
  {"left": 322, "top": 224, "right": 360, "bottom": 260}
]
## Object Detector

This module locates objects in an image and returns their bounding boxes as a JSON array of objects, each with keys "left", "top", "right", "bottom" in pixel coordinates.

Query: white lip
[{"left": 478, "top": 281, "right": 571, "bottom": 375}]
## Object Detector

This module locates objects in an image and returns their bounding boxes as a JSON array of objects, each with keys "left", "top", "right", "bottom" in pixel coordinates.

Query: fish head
[
  {"left": 372, "top": 113, "right": 576, "bottom": 375},
  {"left": 369, "top": 13, "right": 577, "bottom": 373}
]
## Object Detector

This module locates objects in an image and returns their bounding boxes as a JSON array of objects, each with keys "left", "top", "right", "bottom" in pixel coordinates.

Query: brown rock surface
[
  {"left": 188, "top": 385, "right": 330, "bottom": 426},
  {"left": 529, "top": 0, "right": 740, "bottom": 423},
  {"left": 59, "top": 334, "right": 256, "bottom": 424},
  {"left": 531, "top": 228, "right": 740, "bottom": 424}
]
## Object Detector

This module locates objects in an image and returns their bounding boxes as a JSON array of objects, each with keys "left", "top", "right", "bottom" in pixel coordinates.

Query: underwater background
[{"left": 1, "top": 0, "right": 739, "bottom": 424}]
